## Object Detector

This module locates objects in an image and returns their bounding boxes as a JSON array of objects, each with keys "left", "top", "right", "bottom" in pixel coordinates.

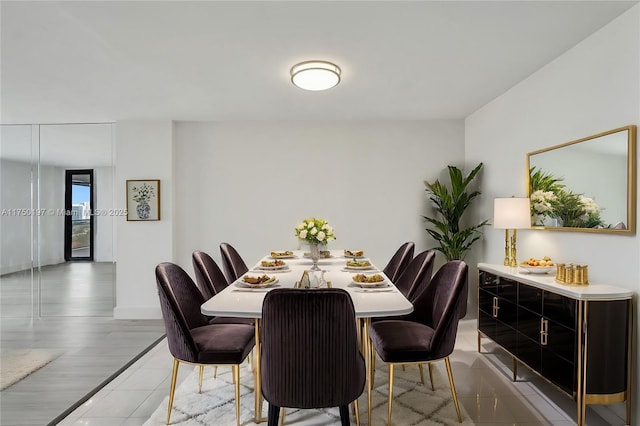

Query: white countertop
[
  {"left": 477, "top": 263, "right": 633, "bottom": 301},
  {"left": 202, "top": 250, "right": 414, "bottom": 319}
]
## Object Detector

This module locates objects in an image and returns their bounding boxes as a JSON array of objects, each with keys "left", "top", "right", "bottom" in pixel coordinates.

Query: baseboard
[{"left": 113, "top": 305, "right": 161, "bottom": 319}]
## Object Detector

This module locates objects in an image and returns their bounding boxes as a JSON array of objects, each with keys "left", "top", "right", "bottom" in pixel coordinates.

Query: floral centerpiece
[
  {"left": 295, "top": 217, "right": 336, "bottom": 245},
  {"left": 295, "top": 218, "right": 335, "bottom": 270}
]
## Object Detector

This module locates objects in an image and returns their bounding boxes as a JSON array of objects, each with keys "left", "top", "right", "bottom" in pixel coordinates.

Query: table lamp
[{"left": 493, "top": 197, "right": 531, "bottom": 267}]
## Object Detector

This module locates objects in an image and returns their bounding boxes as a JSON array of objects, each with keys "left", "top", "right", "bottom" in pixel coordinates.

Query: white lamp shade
[
  {"left": 290, "top": 60, "right": 341, "bottom": 91},
  {"left": 493, "top": 197, "right": 531, "bottom": 229}
]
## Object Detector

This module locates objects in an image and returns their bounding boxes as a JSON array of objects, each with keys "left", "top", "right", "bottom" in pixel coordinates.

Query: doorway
[{"left": 64, "top": 170, "right": 94, "bottom": 261}]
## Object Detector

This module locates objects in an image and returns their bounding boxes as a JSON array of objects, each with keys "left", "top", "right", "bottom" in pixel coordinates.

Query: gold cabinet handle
[
  {"left": 492, "top": 297, "right": 499, "bottom": 318},
  {"left": 540, "top": 318, "right": 548, "bottom": 346}
]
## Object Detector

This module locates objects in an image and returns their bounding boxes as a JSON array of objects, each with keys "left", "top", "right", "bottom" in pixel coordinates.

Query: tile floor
[{"left": 56, "top": 320, "right": 628, "bottom": 425}]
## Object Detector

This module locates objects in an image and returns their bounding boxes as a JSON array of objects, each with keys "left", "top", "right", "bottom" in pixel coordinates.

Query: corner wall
[{"left": 114, "top": 121, "right": 173, "bottom": 319}]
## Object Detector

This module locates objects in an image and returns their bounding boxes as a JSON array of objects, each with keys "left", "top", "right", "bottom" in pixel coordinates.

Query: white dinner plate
[
  {"left": 235, "top": 276, "right": 279, "bottom": 288},
  {"left": 270, "top": 251, "right": 295, "bottom": 259},
  {"left": 344, "top": 263, "right": 374, "bottom": 270},
  {"left": 344, "top": 250, "right": 365, "bottom": 258},
  {"left": 351, "top": 280, "right": 388, "bottom": 288},
  {"left": 256, "top": 264, "right": 289, "bottom": 271}
]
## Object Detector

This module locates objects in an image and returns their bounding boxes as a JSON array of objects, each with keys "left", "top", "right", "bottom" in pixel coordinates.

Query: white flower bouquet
[
  {"left": 530, "top": 190, "right": 557, "bottom": 225},
  {"left": 295, "top": 218, "right": 336, "bottom": 245}
]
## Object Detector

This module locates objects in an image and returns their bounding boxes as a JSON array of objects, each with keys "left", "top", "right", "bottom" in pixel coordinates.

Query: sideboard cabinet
[{"left": 477, "top": 264, "right": 632, "bottom": 426}]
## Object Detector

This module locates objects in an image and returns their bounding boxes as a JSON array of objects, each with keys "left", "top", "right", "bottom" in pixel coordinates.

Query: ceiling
[{"left": 1, "top": 1, "right": 638, "bottom": 125}]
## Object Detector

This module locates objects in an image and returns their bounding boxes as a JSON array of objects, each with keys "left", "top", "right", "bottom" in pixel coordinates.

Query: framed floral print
[{"left": 126, "top": 179, "right": 160, "bottom": 221}]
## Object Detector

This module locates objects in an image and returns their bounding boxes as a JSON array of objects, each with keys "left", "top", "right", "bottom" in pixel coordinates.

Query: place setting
[
  {"left": 233, "top": 274, "right": 280, "bottom": 292},
  {"left": 348, "top": 273, "right": 395, "bottom": 292},
  {"left": 250, "top": 259, "right": 292, "bottom": 274},
  {"left": 343, "top": 249, "right": 365, "bottom": 259},
  {"left": 269, "top": 250, "right": 296, "bottom": 259},
  {"left": 341, "top": 258, "right": 379, "bottom": 272}
]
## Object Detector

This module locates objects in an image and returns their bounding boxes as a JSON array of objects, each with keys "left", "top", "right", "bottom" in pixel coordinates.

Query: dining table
[{"left": 200, "top": 249, "right": 414, "bottom": 423}]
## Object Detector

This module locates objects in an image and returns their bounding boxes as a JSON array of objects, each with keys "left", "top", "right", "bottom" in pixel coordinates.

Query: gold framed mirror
[{"left": 526, "top": 125, "right": 636, "bottom": 234}]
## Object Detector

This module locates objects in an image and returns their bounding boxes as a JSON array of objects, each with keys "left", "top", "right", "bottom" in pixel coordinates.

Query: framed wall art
[{"left": 126, "top": 179, "right": 160, "bottom": 221}]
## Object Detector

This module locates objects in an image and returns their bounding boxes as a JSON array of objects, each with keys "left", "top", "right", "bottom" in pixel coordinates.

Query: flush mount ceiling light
[{"left": 290, "top": 60, "right": 341, "bottom": 91}]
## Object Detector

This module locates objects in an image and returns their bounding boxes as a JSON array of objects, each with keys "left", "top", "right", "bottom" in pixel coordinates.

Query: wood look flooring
[{"left": 0, "top": 262, "right": 165, "bottom": 426}]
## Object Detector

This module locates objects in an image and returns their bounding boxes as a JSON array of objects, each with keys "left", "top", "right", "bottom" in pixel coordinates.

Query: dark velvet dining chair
[
  {"left": 155, "top": 262, "right": 255, "bottom": 426},
  {"left": 192, "top": 250, "right": 229, "bottom": 298},
  {"left": 393, "top": 249, "right": 435, "bottom": 302},
  {"left": 368, "top": 260, "right": 468, "bottom": 425},
  {"left": 192, "top": 250, "right": 255, "bottom": 327},
  {"left": 260, "top": 288, "right": 366, "bottom": 426},
  {"left": 382, "top": 241, "right": 415, "bottom": 283},
  {"left": 220, "top": 242, "right": 249, "bottom": 283}
]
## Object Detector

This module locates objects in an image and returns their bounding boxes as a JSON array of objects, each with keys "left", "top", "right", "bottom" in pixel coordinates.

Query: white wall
[
  {"left": 114, "top": 121, "right": 173, "bottom": 319},
  {"left": 172, "top": 120, "right": 465, "bottom": 274},
  {"left": 465, "top": 4, "right": 639, "bottom": 421}
]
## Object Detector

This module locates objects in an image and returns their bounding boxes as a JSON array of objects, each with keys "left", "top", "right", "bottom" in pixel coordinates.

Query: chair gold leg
[
  {"left": 233, "top": 364, "right": 241, "bottom": 426},
  {"left": 444, "top": 357, "right": 462, "bottom": 423},
  {"left": 198, "top": 365, "right": 204, "bottom": 393},
  {"left": 387, "top": 363, "right": 395, "bottom": 426},
  {"left": 214, "top": 366, "right": 218, "bottom": 378},
  {"left": 418, "top": 363, "right": 425, "bottom": 385},
  {"left": 353, "top": 399, "right": 360, "bottom": 426},
  {"left": 428, "top": 362, "right": 435, "bottom": 391},
  {"left": 167, "top": 358, "right": 179, "bottom": 425},
  {"left": 279, "top": 407, "right": 285, "bottom": 426}
]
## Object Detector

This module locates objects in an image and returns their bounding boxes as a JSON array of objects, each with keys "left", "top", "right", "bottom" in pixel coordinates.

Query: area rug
[
  {"left": 144, "top": 360, "right": 474, "bottom": 425},
  {"left": 0, "top": 349, "right": 60, "bottom": 390}
]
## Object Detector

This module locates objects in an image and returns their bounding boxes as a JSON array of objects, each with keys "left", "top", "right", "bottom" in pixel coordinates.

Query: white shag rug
[
  {"left": 144, "top": 360, "right": 474, "bottom": 425},
  {"left": 0, "top": 349, "right": 60, "bottom": 390}
]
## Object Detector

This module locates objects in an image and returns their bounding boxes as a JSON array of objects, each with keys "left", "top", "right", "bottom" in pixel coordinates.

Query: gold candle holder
[{"left": 556, "top": 263, "right": 589, "bottom": 285}]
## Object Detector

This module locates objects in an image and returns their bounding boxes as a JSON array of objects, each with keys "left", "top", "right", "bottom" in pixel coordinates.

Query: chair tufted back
[{"left": 260, "top": 289, "right": 366, "bottom": 409}]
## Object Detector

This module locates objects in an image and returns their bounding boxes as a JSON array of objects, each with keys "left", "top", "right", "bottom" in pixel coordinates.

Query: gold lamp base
[{"left": 503, "top": 229, "right": 518, "bottom": 267}]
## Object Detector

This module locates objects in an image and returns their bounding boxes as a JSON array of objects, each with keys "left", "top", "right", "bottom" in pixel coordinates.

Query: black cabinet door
[
  {"left": 542, "top": 348, "right": 575, "bottom": 394},
  {"left": 479, "top": 271, "right": 498, "bottom": 294},
  {"left": 519, "top": 284, "right": 542, "bottom": 314},
  {"left": 543, "top": 292, "right": 576, "bottom": 330},
  {"left": 478, "top": 310, "right": 496, "bottom": 342},
  {"left": 517, "top": 332, "right": 541, "bottom": 372},
  {"left": 545, "top": 319, "right": 575, "bottom": 364}
]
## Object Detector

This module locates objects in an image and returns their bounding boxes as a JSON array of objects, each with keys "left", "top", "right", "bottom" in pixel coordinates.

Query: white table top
[
  {"left": 478, "top": 263, "right": 633, "bottom": 301},
  {"left": 201, "top": 250, "right": 414, "bottom": 319}
]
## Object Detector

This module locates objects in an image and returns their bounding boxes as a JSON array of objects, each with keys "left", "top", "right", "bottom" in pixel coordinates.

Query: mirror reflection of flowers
[
  {"left": 132, "top": 183, "right": 155, "bottom": 204},
  {"left": 529, "top": 167, "right": 606, "bottom": 228},
  {"left": 295, "top": 218, "right": 336, "bottom": 245},
  {"left": 530, "top": 190, "right": 557, "bottom": 226}
]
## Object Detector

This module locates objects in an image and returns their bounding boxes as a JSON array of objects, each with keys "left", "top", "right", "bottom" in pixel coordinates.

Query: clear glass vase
[{"left": 309, "top": 243, "right": 321, "bottom": 271}]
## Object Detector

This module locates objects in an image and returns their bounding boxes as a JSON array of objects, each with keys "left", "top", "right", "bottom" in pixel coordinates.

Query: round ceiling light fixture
[{"left": 290, "top": 60, "right": 341, "bottom": 91}]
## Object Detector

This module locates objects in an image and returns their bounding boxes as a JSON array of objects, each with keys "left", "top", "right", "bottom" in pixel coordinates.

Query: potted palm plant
[{"left": 423, "top": 163, "right": 489, "bottom": 261}]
